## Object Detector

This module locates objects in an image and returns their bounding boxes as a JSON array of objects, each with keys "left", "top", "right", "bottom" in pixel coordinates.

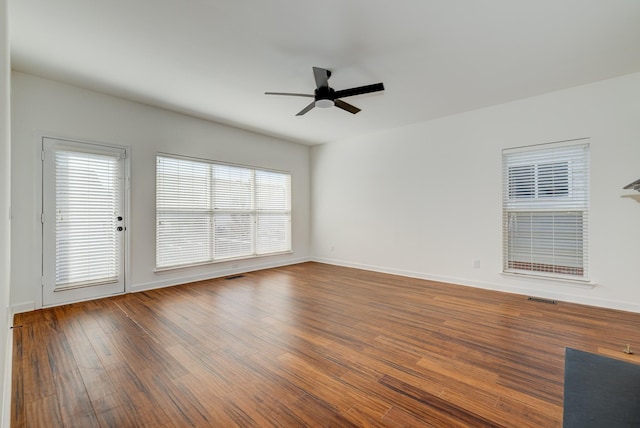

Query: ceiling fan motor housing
[{"left": 315, "top": 86, "right": 335, "bottom": 100}]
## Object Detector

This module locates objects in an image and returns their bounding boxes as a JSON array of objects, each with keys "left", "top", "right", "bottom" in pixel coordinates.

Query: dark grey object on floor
[{"left": 563, "top": 347, "right": 640, "bottom": 427}]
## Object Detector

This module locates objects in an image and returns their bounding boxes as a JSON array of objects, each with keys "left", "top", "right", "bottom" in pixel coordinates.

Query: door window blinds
[
  {"left": 156, "top": 155, "right": 291, "bottom": 269},
  {"left": 55, "top": 149, "right": 121, "bottom": 288},
  {"left": 502, "top": 141, "right": 589, "bottom": 280}
]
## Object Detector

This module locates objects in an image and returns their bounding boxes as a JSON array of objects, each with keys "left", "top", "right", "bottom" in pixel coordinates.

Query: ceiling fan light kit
[
  {"left": 265, "top": 67, "right": 385, "bottom": 116},
  {"left": 315, "top": 99, "right": 335, "bottom": 109}
]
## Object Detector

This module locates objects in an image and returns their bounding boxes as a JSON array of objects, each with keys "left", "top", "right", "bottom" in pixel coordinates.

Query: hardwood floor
[{"left": 11, "top": 262, "right": 640, "bottom": 427}]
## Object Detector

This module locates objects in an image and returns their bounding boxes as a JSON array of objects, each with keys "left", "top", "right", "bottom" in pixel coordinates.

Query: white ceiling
[{"left": 9, "top": 0, "right": 640, "bottom": 146}]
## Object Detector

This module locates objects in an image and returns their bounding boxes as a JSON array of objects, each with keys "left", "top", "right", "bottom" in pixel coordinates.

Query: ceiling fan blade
[
  {"left": 334, "top": 99, "right": 361, "bottom": 114},
  {"left": 333, "top": 82, "right": 385, "bottom": 99},
  {"left": 296, "top": 101, "right": 316, "bottom": 116},
  {"left": 265, "top": 92, "right": 314, "bottom": 98},
  {"left": 312, "top": 67, "right": 331, "bottom": 89}
]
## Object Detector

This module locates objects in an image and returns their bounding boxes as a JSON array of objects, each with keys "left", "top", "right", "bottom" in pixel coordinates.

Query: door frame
[{"left": 35, "top": 134, "right": 131, "bottom": 308}]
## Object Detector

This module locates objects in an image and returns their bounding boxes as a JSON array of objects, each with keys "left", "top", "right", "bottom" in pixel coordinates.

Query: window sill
[
  {"left": 154, "top": 250, "right": 294, "bottom": 273},
  {"left": 501, "top": 271, "right": 596, "bottom": 289}
]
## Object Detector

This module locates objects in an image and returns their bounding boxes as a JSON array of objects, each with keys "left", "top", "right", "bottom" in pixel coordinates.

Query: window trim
[
  {"left": 502, "top": 139, "right": 590, "bottom": 282},
  {"left": 155, "top": 153, "right": 292, "bottom": 271},
  {"left": 500, "top": 271, "right": 596, "bottom": 288}
]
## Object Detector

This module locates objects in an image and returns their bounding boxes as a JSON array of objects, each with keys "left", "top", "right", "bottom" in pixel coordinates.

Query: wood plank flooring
[{"left": 11, "top": 262, "right": 640, "bottom": 427}]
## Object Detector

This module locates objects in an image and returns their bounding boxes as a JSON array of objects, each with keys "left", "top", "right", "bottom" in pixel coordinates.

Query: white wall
[
  {"left": 0, "top": 0, "right": 10, "bottom": 423},
  {"left": 11, "top": 72, "right": 311, "bottom": 311},
  {"left": 10, "top": 69, "right": 640, "bottom": 316},
  {"left": 312, "top": 72, "right": 640, "bottom": 312}
]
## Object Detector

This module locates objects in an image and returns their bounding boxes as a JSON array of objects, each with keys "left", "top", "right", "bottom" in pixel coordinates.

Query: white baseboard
[
  {"left": 131, "top": 257, "right": 311, "bottom": 293},
  {"left": 11, "top": 302, "right": 35, "bottom": 316},
  {"left": 10, "top": 302, "right": 36, "bottom": 316},
  {"left": 312, "top": 257, "right": 640, "bottom": 314},
  {"left": 13, "top": 255, "right": 639, "bottom": 314},
  {"left": 12, "top": 258, "right": 312, "bottom": 312}
]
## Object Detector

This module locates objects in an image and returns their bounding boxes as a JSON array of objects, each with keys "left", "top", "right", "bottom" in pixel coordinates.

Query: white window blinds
[
  {"left": 212, "top": 164, "right": 254, "bottom": 260},
  {"left": 256, "top": 170, "right": 291, "bottom": 255},
  {"left": 502, "top": 141, "right": 589, "bottom": 279},
  {"left": 156, "top": 155, "right": 291, "bottom": 269},
  {"left": 55, "top": 149, "right": 121, "bottom": 288},
  {"left": 156, "top": 157, "right": 213, "bottom": 268}
]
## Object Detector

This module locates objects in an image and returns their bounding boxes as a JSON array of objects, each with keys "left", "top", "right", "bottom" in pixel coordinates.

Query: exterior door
[{"left": 42, "top": 137, "right": 126, "bottom": 306}]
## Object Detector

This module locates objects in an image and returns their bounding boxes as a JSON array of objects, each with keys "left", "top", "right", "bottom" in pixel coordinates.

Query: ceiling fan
[{"left": 265, "top": 67, "right": 385, "bottom": 116}]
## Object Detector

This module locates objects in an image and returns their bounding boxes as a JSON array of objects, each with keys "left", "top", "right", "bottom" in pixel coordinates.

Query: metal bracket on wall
[{"left": 623, "top": 178, "right": 640, "bottom": 192}]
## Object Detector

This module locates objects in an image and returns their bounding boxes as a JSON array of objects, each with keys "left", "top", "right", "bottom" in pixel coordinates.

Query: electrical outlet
[{"left": 472, "top": 259, "right": 480, "bottom": 269}]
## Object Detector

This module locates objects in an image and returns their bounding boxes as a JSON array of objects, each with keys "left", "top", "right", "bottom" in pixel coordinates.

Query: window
[
  {"left": 156, "top": 155, "right": 291, "bottom": 269},
  {"left": 502, "top": 140, "right": 589, "bottom": 280}
]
